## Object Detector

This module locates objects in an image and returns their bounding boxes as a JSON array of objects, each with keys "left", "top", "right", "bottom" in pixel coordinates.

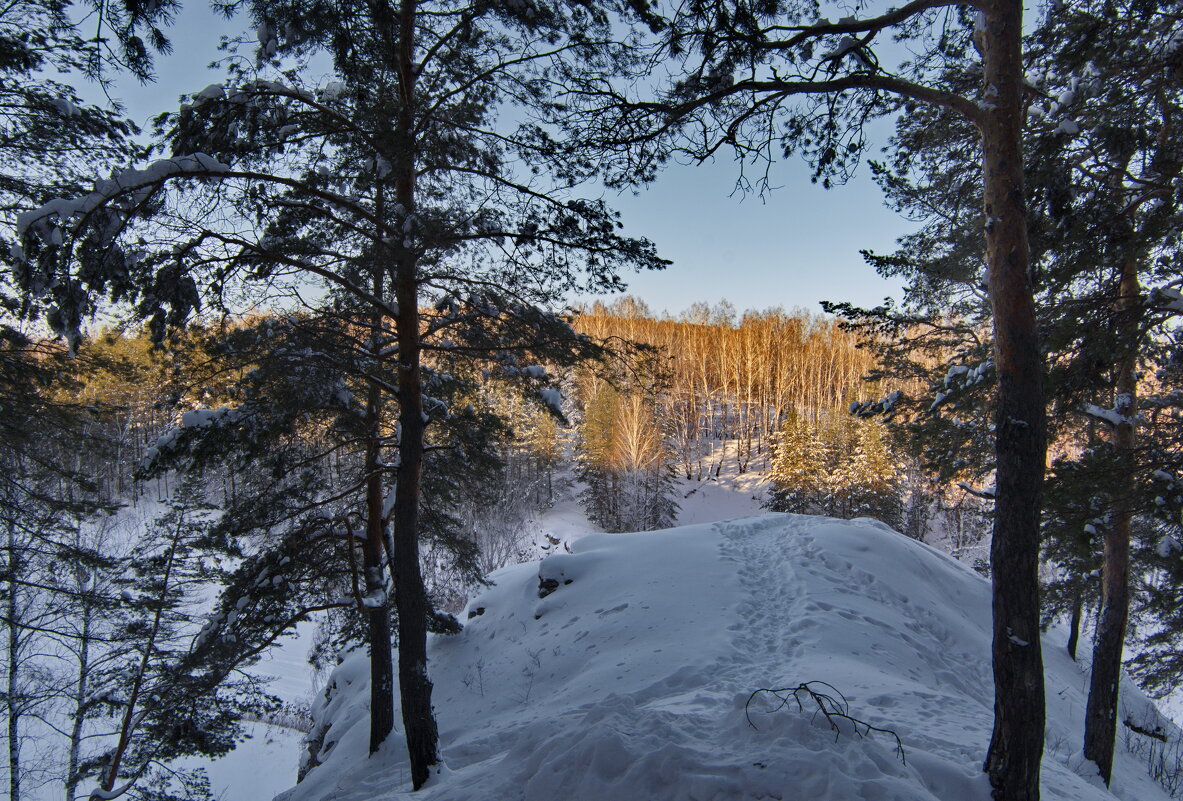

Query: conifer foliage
[
  {"left": 827, "top": 0, "right": 1183, "bottom": 783},
  {"left": 562, "top": 1, "right": 1049, "bottom": 795},
  {"left": 12, "top": 0, "right": 665, "bottom": 787},
  {"left": 767, "top": 409, "right": 900, "bottom": 528}
]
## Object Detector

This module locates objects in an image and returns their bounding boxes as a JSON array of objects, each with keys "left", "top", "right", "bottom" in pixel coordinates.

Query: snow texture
[
  {"left": 539, "top": 387, "right": 563, "bottom": 414},
  {"left": 1081, "top": 402, "right": 1134, "bottom": 428},
  {"left": 278, "top": 514, "right": 1175, "bottom": 801},
  {"left": 16, "top": 155, "right": 232, "bottom": 243}
]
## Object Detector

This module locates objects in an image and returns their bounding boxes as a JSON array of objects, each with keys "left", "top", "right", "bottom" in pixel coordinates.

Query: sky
[{"left": 98, "top": 2, "right": 913, "bottom": 320}]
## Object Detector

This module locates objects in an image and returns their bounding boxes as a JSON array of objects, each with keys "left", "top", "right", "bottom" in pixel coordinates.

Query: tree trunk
[
  {"left": 979, "top": 2, "right": 1047, "bottom": 800},
  {"left": 1066, "top": 594, "right": 1082, "bottom": 662},
  {"left": 99, "top": 521, "right": 181, "bottom": 796},
  {"left": 65, "top": 601, "right": 94, "bottom": 801},
  {"left": 1082, "top": 258, "right": 1140, "bottom": 784},
  {"left": 364, "top": 382, "right": 396, "bottom": 754},
  {"left": 5, "top": 516, "right": 21, "bottom": 801},
  {"left": 389, "top": 0, "right": 441, "bottom": 788},
  {"left": 391, "top": 254, "right": 440, "bottom": 791}
]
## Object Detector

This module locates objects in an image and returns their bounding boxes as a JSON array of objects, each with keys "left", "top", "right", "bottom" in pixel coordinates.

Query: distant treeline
[{"left": 573, "top": 297, "right": 877, "bottom": 477}]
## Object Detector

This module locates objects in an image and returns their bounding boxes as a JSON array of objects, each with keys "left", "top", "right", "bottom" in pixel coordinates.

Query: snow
[
  {"left": 1082, "top": 402, "right": 1133, "bottom": 428},
  {"left": 320, "top": 81, "right": 346, "bottom": 101},
  {"left": 829, "top": 35, "right": 860, "bottom": 59},
  {"left": 538, "top": 387, "right": 563, "bottom": 414},
  {"left": 178, "top": 722, "right": 305, "bottom": 801},
  {"left": 1152, "top": 285, "right": 1183, "bottom": 314},
  {"left": 16, "top": 155, "right": 232, "bottom": 243},
  {"left": 195, "top": 83, "right": 226, "bottom": 102},
  {"left": 361, "top": 589, "right": 387, "bottom": 608},
  {"left": 276, "top": 512, "right": 1176, "bottom": 801},
  {"left": 181, "top": 406, "right": 239, "bottom": 428},
  {"left": 52, "top": 96, "right": 81, "bottom": 117}
]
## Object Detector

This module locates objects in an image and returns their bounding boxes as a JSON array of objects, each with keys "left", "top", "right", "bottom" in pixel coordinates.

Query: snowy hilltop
[{"left": 280, "top": 514, "right": 1175, "bottom": 801}]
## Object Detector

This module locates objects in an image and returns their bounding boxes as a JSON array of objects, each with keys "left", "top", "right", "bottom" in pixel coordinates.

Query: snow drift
[{"left": 279, "top": 514, "right": 1175, "bottom": 801}]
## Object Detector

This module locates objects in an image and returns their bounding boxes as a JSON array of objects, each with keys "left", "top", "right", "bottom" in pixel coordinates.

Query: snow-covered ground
[
  {"left": 186, "top": 463, "right": 771, "bottom": 799},
  {"left": 274, "top": 512, "right": 1176, "bottom": 801}
]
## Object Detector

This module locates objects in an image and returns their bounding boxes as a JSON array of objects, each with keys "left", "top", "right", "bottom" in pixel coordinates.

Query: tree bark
[
  {"left": 364, "top": 381, "right": 396, "bottom": 754},
  {"left": 388, "top": 0, "right": 441, "bottom": 788},
  {"left": 978, "top": 2, "right": 1047, "bottom": 800},
  {"left": 361, "top": 172, "right": 397, "bottom": 754},
  {"left": 1082, "top": 258, "right": 1140, "bottom": 784},
  {"left": 1066, "top": 594, "right": 1082, "bottom": 662},
  {"left": 5, "top": 516, "right": 22, "bottom": 801},
  {"left": 65, "top": 600, "right": 94, "bottom": 801},
  {"left": 391, "top": 243, "right": 440, "bottom": 792}
]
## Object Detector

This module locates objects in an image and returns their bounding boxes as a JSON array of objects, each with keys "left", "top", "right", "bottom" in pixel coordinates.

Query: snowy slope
[
  {"left": 171, "top": 460, "right": 767, "bottom": 800},
  {"left": 279, "top": 514, "right": 1176, "bottom": 801}
]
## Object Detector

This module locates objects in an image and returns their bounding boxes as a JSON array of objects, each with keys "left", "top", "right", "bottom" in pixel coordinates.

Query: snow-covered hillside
[{"left": 279, "top": 514, "right": 1177, "bottom": 801}]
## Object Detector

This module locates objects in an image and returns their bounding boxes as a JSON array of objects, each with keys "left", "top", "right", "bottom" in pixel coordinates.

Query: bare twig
[{"left": 746, "top": 681, "right": 907, "bottom": 766}]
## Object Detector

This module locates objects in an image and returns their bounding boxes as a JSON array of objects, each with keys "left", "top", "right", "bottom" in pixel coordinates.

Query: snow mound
[{"left": 280, "top": 514, "right": 1175, "bottom": 801}]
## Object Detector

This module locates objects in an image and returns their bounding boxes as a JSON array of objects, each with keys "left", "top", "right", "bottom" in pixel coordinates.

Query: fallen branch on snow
[{"left": 745, "top": 680, "right": 907, "bottom": 766}]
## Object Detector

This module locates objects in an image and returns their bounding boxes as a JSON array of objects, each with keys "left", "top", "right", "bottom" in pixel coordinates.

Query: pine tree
[
  {"left": 563, "top": 2, "right": 1047, "bottom": 792},
  {"left": 13, "top": 1, "right": 666, "bottom": 785},
  {"left": 828, "top": 0, "right": 1183, "bottom": 781},
  {"left": 79, "top": 484, "right": 272, "bottom": 800}
]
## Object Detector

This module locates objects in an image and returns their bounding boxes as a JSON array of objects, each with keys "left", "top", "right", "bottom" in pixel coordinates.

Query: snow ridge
[{"left": 278, "top": 514, "right": 1175, "bottom": 801}]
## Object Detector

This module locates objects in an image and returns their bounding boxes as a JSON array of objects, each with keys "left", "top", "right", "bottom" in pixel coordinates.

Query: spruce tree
[
  {"left": 849, "top": 417, "right": 902, "bottom": 528},
  {"left": 766, "top": 409, "right": 824, "bottom": 515}
]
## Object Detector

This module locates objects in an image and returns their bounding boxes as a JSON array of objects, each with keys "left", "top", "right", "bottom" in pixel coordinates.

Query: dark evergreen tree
[
  {"left": 562, "top": 1, "right": 1047, "bottom": 793},
  {"left": 78, "top": 485, "right": 273, "bottom": 801},
  {"left": 13, "top": 0, "right": 666, "bottom": 786},
  {"left": 813, "top": 0, "right": 1183, "bottom": 785},
  {"left": 827, "top": 0, "right": 1183, "bottom": 783}
]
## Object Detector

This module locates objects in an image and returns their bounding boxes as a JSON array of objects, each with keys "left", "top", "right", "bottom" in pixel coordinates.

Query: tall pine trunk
[
  {"left": 979, "top": 2, "right": 1047, "bottom": 799},
  {"left": 389, "top": 0, "right": 441, "bottom": 787},
  {"left": 1082, "top": 258, "right": 1140, "bottom": 784},
  {"left": 364, "top": 379, "right": 396, "bottom": 753},
  {"left": 391, "top": 236, "right": 440, "bottom": 791}
]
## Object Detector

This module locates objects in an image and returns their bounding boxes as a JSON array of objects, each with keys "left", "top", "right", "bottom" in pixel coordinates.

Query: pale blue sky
[{"left": 102, "top": 3, "right": 911, "bottom": 319}]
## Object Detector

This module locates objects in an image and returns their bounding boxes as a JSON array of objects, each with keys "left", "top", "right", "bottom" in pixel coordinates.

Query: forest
[{"left": 3, "top": 1, "right": 1183, "bottom": 801}]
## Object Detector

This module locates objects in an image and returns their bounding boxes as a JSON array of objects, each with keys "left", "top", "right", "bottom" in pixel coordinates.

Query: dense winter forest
[{"left": 4, "top": 0, "right": 1183, "bottom": 800}]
